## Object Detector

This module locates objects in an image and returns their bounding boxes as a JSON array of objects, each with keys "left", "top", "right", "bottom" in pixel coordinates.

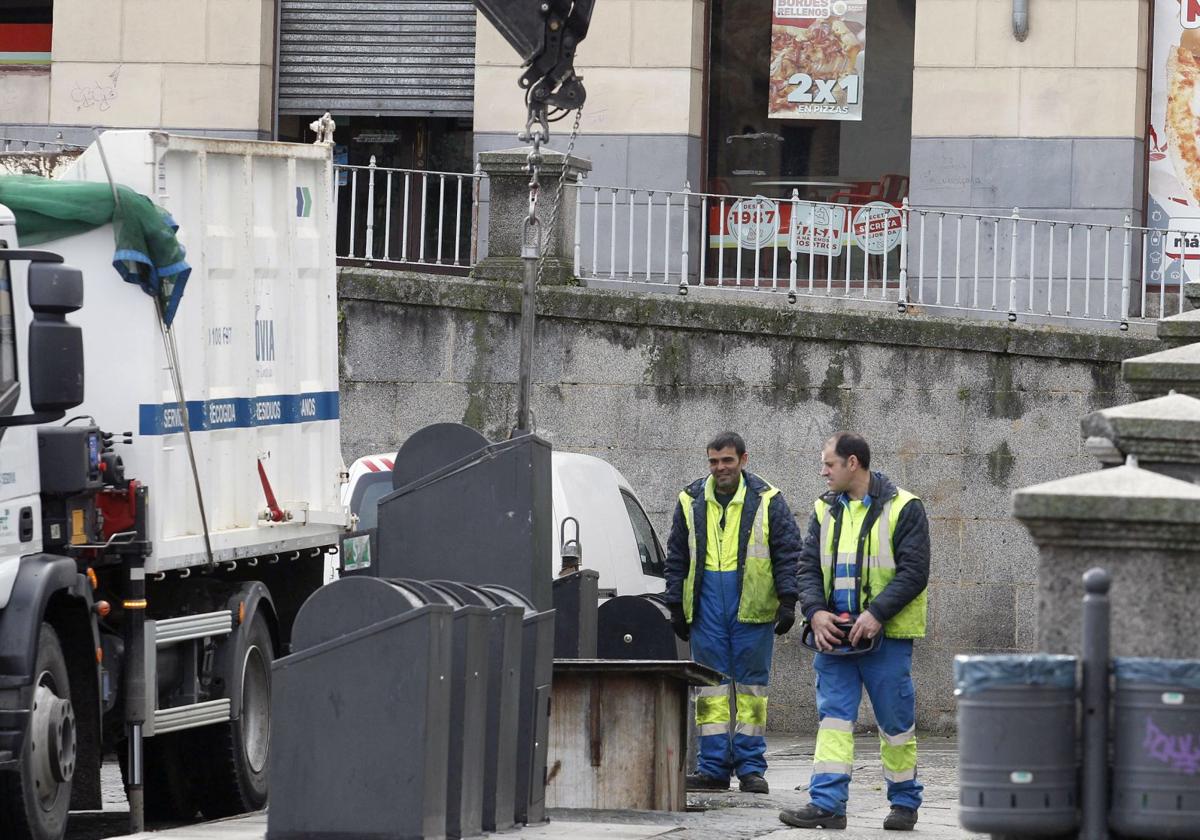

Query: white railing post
[
  {"left": 349, "top": 168, "right": 359, "bottom": 258},
  {"left": 1008, "top": 207, "right": 1020, "bottom": 320},
  {"left": 1120, "top": 214, "right": 1132, "bottom": 328},
  {"left": 365, "top": 156, "right": 376, "bottom": 260},
  {"left": 898, "top": 197, "right": 909, "bottom": 309},
  {"left": 681, "top": 182, "right": 691, "bottom": 293},
  {"left": 574, "top": 182, "right": 583, "bottom": 278},
  {"left": 789, "top": 189, "right": 799, "bottom": 301},
  {"left": 470, "top": 164, "right": 481, "bottom": 266}
]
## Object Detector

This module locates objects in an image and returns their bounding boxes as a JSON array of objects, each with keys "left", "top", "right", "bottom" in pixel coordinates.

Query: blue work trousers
[
  {"left": 689, "top": 569, "right": 775, "bottom": 781},
  {"left": 809, "top": 636, "right": 923, "bottom": 815}
]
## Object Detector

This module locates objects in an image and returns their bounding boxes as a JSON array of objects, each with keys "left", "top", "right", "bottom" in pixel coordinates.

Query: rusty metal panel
[{"left": 278, "top": 0, "right": 475, "bottom": 117}]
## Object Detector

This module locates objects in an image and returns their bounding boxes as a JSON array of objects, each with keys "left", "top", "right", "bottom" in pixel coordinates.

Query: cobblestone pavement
[{"left": 79, "top": 733, "right": 985, "bottom": 840}]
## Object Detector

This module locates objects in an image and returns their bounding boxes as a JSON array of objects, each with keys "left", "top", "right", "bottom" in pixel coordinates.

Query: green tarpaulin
[{"left": 0, "top": 174, "right": 190, "bottom": 325}]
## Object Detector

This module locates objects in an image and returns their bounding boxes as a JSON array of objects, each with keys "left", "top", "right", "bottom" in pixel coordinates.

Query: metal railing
[
  {"left": 571, "top": 184, "right": 1190, "bottom": 327},
  {"left": 0, "top": 134, "right": 85, "bottom": 152},
  {"left": 335, "top": 158, "right": 482, "bottom": 273}
]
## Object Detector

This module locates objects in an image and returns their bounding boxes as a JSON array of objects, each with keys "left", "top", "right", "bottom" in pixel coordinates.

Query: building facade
[{"left": 0, "top": 2, "right": 1162, "bottom": 239}]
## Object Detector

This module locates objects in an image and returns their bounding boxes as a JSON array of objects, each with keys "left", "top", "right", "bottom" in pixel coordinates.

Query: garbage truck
[{"left": 0, "top": 131, "right": 347, "bottom": 840}]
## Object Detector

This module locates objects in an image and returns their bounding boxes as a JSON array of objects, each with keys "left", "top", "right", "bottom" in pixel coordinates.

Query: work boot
[
  {"left": 685, "top": 772, "right": 729, "bottom": 791},
  {"left": 778, "top": 803, "right": 847, "bottom": 829},
  {"left": 883, "top": 805, "right": 918, "bottom": 830},
  {"left": 738, "top": 773, "right": 769, "bottom": 794}
]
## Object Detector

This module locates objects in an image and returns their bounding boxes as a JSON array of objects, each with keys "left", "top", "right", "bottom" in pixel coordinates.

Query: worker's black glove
[
  {"left": 774, "top": 598, "right": 797, "bottom": 636},
  {"left": 668, "top": 602, "right": 690, "bottom": 642}
]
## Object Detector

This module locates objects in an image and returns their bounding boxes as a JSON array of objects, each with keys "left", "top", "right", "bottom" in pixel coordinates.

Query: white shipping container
[{"left": 44, "top": 131, "right": 347, "bottom": 572}]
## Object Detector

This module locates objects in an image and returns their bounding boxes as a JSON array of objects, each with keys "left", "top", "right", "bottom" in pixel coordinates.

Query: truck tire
[
  {"left": 116, "top": 731, "right": 200, "bottom": 822},
  {"left": 199, "top": 614, "right": 273, "bottom": 818},
  {"left": 0, "top": 623, "right": 75, "bottom": 840}
]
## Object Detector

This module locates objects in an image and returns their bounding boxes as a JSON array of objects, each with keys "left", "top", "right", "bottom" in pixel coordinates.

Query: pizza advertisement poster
[
  {"left": 1149, "top": 0, "right": 1200, "bottom": 283},
  {"left": 768, "top": 0, "right": 868, "bottom": 121}
]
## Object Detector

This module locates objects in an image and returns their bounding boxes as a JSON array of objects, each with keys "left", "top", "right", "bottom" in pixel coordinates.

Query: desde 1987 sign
[{"left": 768, "top": 0, "right": 867, "bottom": 122}]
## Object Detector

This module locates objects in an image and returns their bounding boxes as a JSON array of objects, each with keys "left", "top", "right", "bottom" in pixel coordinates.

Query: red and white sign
[
  {"left": 850, "top": 201, "right": 903, "bottom": 253},
  {"left": 708, "top": 198, "right": 900, "bottom": 254},
  {"left": 724, "top": 197, "right": 782, "bottom": 249},
  {"left": 791, "top": 204, "right": 847, "bottom": 255},
  {"left": 1183, "top": 0, "right": 1200, "bottom": 28}
]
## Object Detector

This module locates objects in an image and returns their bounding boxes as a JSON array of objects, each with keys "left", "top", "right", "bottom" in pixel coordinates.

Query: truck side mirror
[{"left": 27, "top": 262, "right": 84, "bottom": 412}]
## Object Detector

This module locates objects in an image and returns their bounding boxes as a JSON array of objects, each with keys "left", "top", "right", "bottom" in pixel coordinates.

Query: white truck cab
[{"left": 342, "top": 449, "right": 666, "bottom": 596}]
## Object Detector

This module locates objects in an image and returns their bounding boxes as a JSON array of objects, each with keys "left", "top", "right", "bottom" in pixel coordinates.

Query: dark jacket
[
  {"left": 796, "top": 471, "right": 930, "bottom": 624},
  {"left": 663, "top": 470, "right": 802, "bottom": 612}
]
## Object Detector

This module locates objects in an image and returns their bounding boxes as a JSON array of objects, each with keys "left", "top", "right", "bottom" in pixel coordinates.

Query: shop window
[
  {"left": 0, "top": 0, "right": 52, "bottom": 66},
  {"left": 706, "top": 0, "right": 914, "bottom": 203}
]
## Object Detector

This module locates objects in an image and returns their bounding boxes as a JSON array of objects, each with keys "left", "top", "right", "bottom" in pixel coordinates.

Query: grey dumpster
[
  {"left": 552, "top": 568, "right": 598, "bottom": 658},
  {"left": 400, "top": 579, "right": 491, "bottom": 839},
  {"left": 954, "top": 654, "right": 1079, "bottom": 837},
  {"left": 597, "top": 593, "right": 689, "bottom": 660},
  {"left": 375, "top": 423, "right": 554, "bottom": 611},
  {"left": 267, "top": 576, "right": 453, "bottom": 840},
  {"left": 1110, "top": 657, "right": 1200, "bottom": 840},
  {"left": 433, "top": 581, "right": 524, "bottom": 833},
  {"left": 483, "top": 583, "right": 555, "bottom": 826}
]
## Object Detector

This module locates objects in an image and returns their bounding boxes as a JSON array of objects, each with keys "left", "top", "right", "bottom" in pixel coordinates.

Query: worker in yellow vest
[
  {"left": 779, "top": 432, "right": 929, "bottom": 832},
  {"left": 664, "top": 432, "right": 802, "bottom": 795}
]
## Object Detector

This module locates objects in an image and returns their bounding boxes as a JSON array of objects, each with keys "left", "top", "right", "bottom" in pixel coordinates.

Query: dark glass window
[{"left": 706, "top": 0, "right": 915, "bottom": 202}]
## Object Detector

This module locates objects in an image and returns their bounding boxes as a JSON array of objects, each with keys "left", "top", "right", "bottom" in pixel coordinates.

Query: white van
[{"left": 342, "top": 449, "right": 667, "bottom": 596}]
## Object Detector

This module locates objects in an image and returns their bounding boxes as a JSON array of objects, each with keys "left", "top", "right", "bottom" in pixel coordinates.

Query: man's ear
[
  {"left": 739, "top": 452, "right": 749, "bottom": 469},
  {"left": 847, "top": 455, "right": 859, "bottom": 471}
]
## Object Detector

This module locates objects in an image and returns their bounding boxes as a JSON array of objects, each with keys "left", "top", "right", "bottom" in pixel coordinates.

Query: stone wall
[{"left": 337, "top": 268, "right": 1157, "bottom": 733}]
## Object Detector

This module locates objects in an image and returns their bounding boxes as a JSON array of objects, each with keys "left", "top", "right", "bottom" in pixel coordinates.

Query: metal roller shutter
[{"left": 278, "top": 0, "right": 475, "bottom": 117}]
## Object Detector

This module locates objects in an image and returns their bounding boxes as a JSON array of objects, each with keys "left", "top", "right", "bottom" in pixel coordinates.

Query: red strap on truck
[{"left": 257, "top": 459, "right": 285, "bottom": 522}]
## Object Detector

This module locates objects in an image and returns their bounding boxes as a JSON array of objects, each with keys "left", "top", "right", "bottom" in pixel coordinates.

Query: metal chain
[
  {"left": 537, "top": 107, "right": 584, "bottom": 285},
  {"left": 521, "top": 109, "right": 549, "bottom": 253}
]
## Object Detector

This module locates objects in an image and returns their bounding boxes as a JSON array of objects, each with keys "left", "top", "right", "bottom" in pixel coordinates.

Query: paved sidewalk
[{"left": 99, "top": 733, "right": 985, "bottom": 840}]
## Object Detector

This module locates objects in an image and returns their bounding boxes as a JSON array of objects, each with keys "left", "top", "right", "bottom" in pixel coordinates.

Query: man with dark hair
[
  {"left": 664, "top": 431, "right": 802, "bottom": 794},
  {"left": 779, "top": 432, "right": 930, "bottom": 832}
]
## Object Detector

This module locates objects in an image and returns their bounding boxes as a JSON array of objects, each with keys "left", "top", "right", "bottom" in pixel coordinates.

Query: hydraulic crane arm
[{"left": 475, "top": 0, "right": 594, "bottom": 123}]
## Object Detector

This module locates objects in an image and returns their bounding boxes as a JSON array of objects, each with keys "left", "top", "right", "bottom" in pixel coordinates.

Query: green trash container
[
  {"left": 1110, "top": 657, "right": 1200, "bottom": 840},
  {"left": 955, "top": 654, "right": 1079, "bottom": 837}
]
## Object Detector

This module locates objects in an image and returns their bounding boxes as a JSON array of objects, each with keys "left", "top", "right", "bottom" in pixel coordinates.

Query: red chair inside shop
[
  {"left": 879, "top": 174, "right": 909, "bottom": 203},
  {"left": 826, "top": 190, "right": 877, "bottom": 206},
  {"left": 850, "top": 180, "right": 884, "bottom": 199}
]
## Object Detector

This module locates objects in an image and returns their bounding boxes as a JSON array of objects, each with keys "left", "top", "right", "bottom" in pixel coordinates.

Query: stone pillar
[
  {"left": 1081, "top": 393, "right": 1200, "bottom": 483},
  {"left": 473, "top": 148, "right": 592, "bottom": 286},
  {"left": 1121, "top": 343, "right": 1200, "bottom": 399},
  {"left": 1012, "top": 464, "right": 1200, "bottom": 659},
  {"left": 1155, "top": 280, "right": 1200, "bottom": 348}
]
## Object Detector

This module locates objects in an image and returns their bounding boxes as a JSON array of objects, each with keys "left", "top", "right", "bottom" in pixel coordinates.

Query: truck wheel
[
  {"left": 200, "top": 614, "right": 273, "bottom": 818},
  {"left": 0, "top": 623, "right": 74, "bottom": 840}
]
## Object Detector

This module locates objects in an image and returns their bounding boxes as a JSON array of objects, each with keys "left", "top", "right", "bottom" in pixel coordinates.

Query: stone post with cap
[{"left": 473, "top": 148, "right": 591, "bottom": 286}]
